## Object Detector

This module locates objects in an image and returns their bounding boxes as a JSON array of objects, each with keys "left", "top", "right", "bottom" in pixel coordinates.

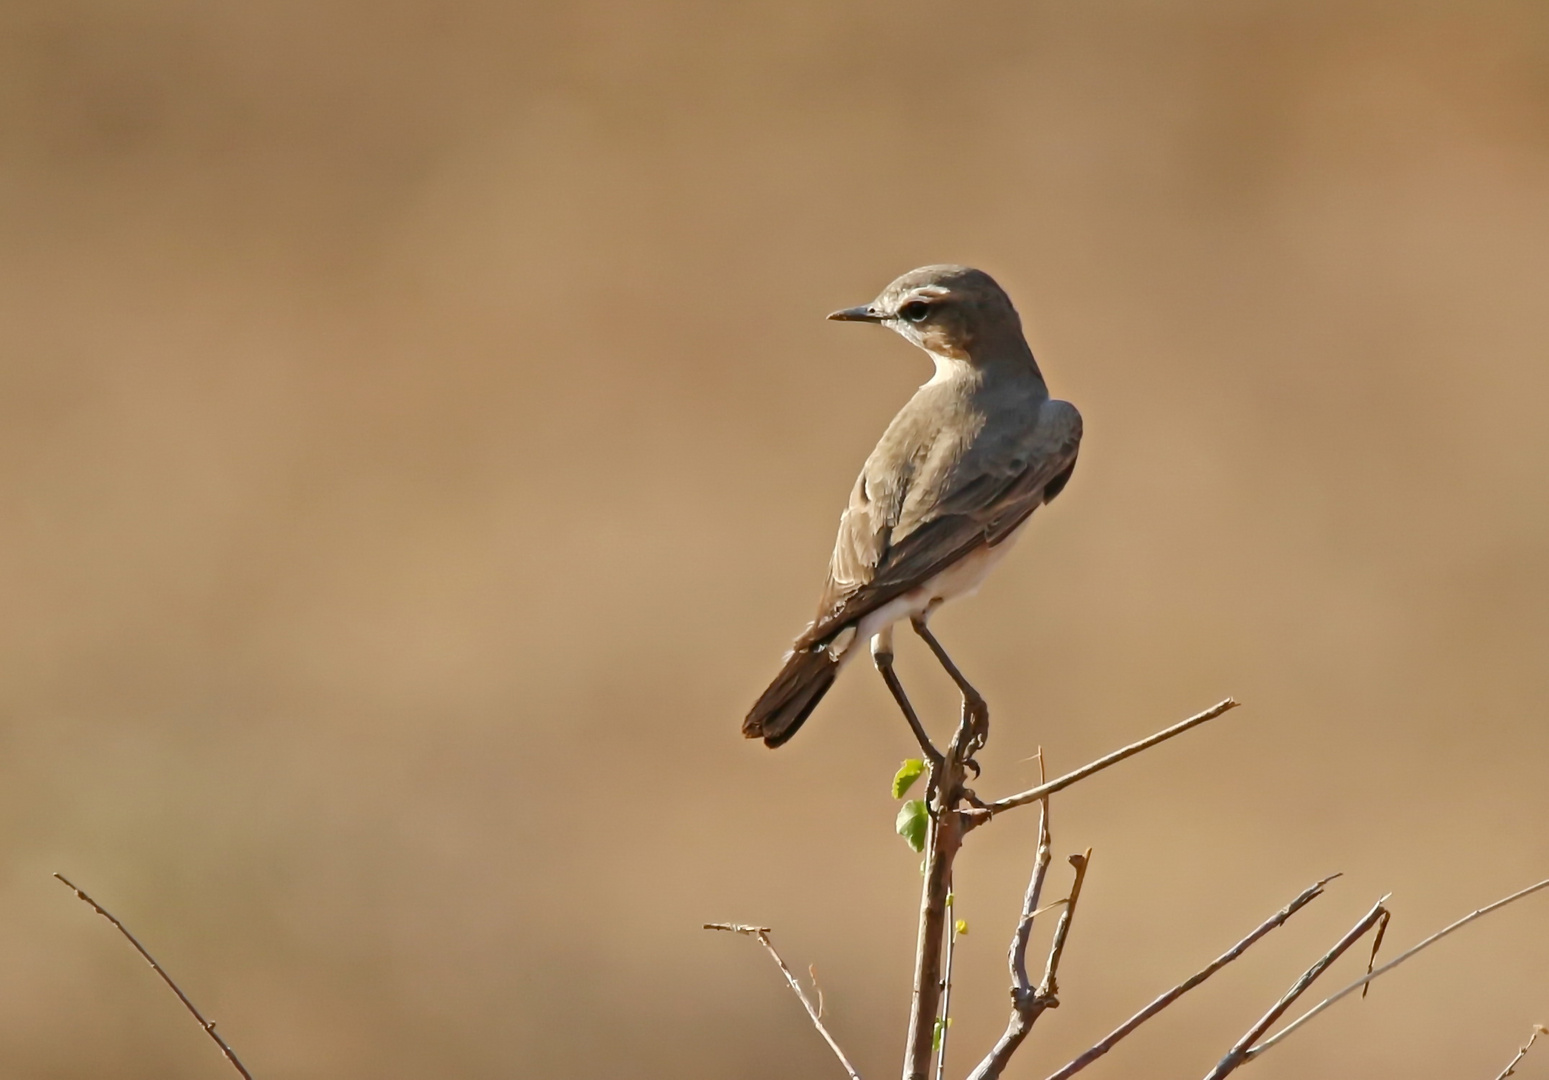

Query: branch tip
[
  {"left": 985, "top": 699, "right": 1241, "bottom": 817},
  {"left": 705, "top": 920, "right": 862, "bottom": 1080},
  {"left": 54, "top": 873, "right": 254, "bottom": 1080}
]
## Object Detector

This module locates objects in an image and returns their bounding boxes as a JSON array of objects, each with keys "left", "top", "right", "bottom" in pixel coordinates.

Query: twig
[
  {"left": 1245, "top": 876, "right": 1549, "bottom": 1061},
  {"left": 704, "top": 923, "right": 862, "bottom": 1080},
  {"left": 1040, "top": 852, "right": 1090, "bottom": 996},
  {"left": 1011, "top": 751, "right": 1052, "bottom": 996},
  {"left": 966, "top": 850, "right": 1092, "bottom": 1080},
  {"left": 1044, "top": 874, "right": 1339, "bottom": 1080},
  {"left": 53, "top": 873, "right": 254, "bottom": 1080},
  {"left": 1492, "top": 1024, "right": 1549, "bottom": 1080},
  {"left": 935, "top": 884, "right": 957, "bottom": 1080},
  {"left": 980, "top": 699, "right": 1239, "bottom": 818},
  {"left": 1203, "top": 896, "right": 1390, "bottom": 1079}
]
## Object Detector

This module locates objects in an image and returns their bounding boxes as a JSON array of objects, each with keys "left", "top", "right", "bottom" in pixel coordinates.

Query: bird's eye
[{"left": 899, "top": 300, "right": 931, "bottom": 323}]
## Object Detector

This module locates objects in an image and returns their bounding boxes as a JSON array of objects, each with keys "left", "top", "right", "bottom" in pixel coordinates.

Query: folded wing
[{"left": 797, "top": 398, "right": 1081, "bottom": 650}]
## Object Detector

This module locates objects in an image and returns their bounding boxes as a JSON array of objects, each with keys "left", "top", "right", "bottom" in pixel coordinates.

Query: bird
[{"left": 743, "top": 265, "right": 1082, "bottom": 752}]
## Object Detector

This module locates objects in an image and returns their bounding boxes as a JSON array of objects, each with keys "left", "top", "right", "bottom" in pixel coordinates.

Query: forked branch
[
  {"left": 901, "top": 698, "right": 1238, "bottom": 1080},
  {"left": 966, "top": 848, "right": 1092, "bottom": 1080}
]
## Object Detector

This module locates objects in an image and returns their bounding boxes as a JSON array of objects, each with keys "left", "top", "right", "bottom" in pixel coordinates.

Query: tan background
[{"left": 3, "top": 1, "right": 1548, "bottom": 1077}]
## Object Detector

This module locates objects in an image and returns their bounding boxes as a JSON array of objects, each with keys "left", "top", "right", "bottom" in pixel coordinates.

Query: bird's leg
[
  {"left": 909, "top": 616, "right": 989, "bottom": 770},
  {"left": 872, "top": 631, "right": 942, "bottom": 772}
]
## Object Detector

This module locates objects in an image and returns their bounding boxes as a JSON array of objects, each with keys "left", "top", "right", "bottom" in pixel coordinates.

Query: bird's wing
[{"left": 797, "top": 398, "right": 1081, "bottom": 649}]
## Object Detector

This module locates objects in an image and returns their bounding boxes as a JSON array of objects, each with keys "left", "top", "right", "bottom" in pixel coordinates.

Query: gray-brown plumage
[{"left": 745, "top": 265, "right": 1081, "bottom": 748}]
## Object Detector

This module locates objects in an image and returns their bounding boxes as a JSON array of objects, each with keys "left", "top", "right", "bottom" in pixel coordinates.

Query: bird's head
[{"left": 827, "top": 265, "right": 1026, "bottom": 362}]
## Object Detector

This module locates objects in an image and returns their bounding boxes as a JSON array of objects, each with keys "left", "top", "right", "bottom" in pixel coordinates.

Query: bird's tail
[{"left": 743, "top": 645, "right": 841, "bottom": 748}]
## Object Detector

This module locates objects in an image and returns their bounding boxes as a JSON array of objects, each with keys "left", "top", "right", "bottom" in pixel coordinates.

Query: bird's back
[{"left": 807, "top": 359, "right": 1061, "bottom": 642}]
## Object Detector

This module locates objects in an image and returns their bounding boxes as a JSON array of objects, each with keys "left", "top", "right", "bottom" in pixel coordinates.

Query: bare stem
[
  {"left": 966, "top": 851, "right": 1092, "bottom": 1080},
  {"left": 1492, "top": 1024, "right": 1549, "bottom": 1080},
  {"left": 935, "top": 884, "right": 957, "bottom": 1080},
  {"left": 1245, "top": 876, "right": 1549, "bottom": 1062},
  {"left": 980, "top": 700, "right": 1239, "bottom": 819},
  {"left": 1203, "top": 897, "right": 1390, "bottom": 1080},
  {"left": 703, "top": 923, "right": 862, "bottom": 1080},
  {"left": 1010, "top": 752, "right": 1052, "bottom": 996},
  {"left": 1044, "top": 874, "right": 1339, "bottom": 1080},
  {"left": 903, "top": 712, "right": 977, "bottom": 1080},
  {"left": 54, "top": 873, "right": 254, "bottom": 1080}
]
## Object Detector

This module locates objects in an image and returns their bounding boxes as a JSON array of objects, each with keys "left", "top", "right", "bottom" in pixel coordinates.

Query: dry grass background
[{"left": 2, "top": 1, "right": 1548, "bottom": 1077}]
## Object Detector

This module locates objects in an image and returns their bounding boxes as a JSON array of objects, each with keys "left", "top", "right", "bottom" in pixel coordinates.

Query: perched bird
[{"left": 744, "top": 265, "right": 1081, "bottom": 750}]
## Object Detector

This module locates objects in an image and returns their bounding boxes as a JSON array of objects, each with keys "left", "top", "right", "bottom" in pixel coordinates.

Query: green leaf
[
  {"left": 891, "top": 758, "right": 926, "bottom": 799},
  {"left": 955, "top": 919, "right": 969, "bottom": 936},
  {"left": 932, "top": 1016, "right": 951, "bottom": 1051},
  {"left": 895, "top": 800, "right": 929, "bottom": 852}
]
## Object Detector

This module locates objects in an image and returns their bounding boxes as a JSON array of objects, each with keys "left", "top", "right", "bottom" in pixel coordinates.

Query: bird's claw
[{"left": 965, "top": 698, "right": 989, "bottom": 753}]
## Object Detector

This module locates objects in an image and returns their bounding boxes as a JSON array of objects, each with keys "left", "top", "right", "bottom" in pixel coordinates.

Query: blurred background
[{"left": 3, "top": 1, "right": 1548, "bottom": 1076}]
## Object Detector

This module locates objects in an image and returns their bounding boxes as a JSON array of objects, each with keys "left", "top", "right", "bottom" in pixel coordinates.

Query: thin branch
[
  {"left": 53, "top": 873, "right": 254, "bottom": 1080},
  {"left": 935, "top": 884, "right": 958, "bottom": 1080},
  {"left": 705, "top": 924, "right": 861, "bottom": 1078},
  {"left": 1010, "top": 751, "right": 1052, "bottom": 996},
  {"left": 1040, "top": 851, "right": 1091, "bottom": 998},
  {"left": 1492, "top": 1024, "right": 1549, "bottom": 1080},
  {"left": 966, "top": 851, "right": 1092, "bottom": 1080},
  {"left": 1246, "top": 876, "right": 1549, "bottom": 1061},
  {"left": 703, "top": 923, "right": 862, "bottom": 1080},
  {"left": 1203, "top": 897, "right": 1390, "bottom": 1080},
  {"left": 979, "top": 699, "right": 1239, "bottom": 819},
  {"left": 1043, "top": 874, "right": 1339, "bottom": 1080}
]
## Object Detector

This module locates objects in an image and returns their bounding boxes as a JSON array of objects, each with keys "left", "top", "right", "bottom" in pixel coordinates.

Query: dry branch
[
  {"left": 901, "top": 699, "right": 1238, "bottom": 1080},
  {"left": 1203, "top": 896, "right": 1390, "bottom": 1079},
  {"left": 978, "top": 699, "right": 1239, "bottom": 819},
  {"left": 935, "top": 886, "right": 959, "bottom": 1080},
  {"left": 966, "top": 850, "right": 1091, "bottom": 1080},
  {"left": 903, "top": 712, "right": 978, "bottom": 1080},
  {"left": 703, "top": 923, "right": 862, "bottom": 1080},
  {"left": 1244, "top": 876, "right": 1549, "bottom": 1062},
  {"left": 1043, "top": 874, "right": 1339, "bottom": 1080},
  {"left": 54, "top": 873, "right": 254, "bottom": 1080},
  {"left": 1492, "top": 1024, "right": 1549, "bottom": 1080},
  {"left": 1010, "top": 752, "right": 1052, "bottom": 997}
]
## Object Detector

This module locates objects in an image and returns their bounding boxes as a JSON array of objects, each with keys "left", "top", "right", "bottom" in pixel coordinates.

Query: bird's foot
[
  {"left": 964, "top": 695, "right": 989, "bottom": 749},
  {"left": 958, "top": 695, "right": 989, "bottom": 778}
]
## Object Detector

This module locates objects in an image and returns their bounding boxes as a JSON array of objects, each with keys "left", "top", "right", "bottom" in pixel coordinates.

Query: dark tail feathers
[{"left": 744, "top": 646, "right": 840, "bottom": 747}]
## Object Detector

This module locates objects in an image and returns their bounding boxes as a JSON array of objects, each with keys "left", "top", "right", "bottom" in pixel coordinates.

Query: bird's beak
[{"left": 827, "top": 305, "right": 887, "bottom": 323}]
